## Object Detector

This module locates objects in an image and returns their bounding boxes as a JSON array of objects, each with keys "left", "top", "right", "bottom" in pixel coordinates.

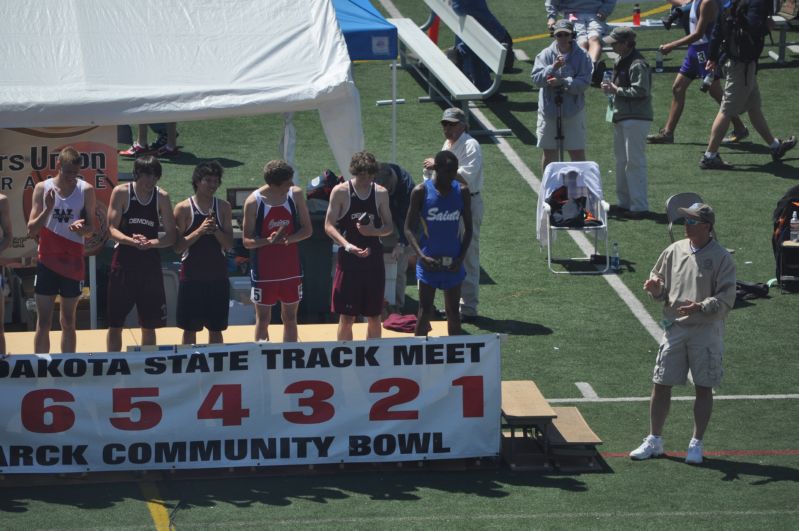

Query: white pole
[
  {"left": 89, "top": 254, "right": 97, "bottom": 329},
  {"left": 392, "top": 59, "right": 397, "bottom": 163}
]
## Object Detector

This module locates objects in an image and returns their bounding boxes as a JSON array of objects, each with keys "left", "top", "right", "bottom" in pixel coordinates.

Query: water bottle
[
  {"left": 790, "top": 211, "right": 799, "bottom": 242},
  {"left": 699, "top": 72, "right": 713, "bottom": 92},
  {"left": 633, "top": 4, "right": 641, "bottom": 26},
  {"left": 602, "top": 70, "right": 614, "bottom": 100},
  {"left": 655, "top": 50, "right": 664, "bottom": 73},
  {"left": 610, "top": 241, "right": 620, "bottom": 271}
]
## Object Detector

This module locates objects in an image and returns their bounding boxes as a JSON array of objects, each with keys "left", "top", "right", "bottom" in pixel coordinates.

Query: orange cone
[{"left": 427, "top": 15, "right": 440, "bottom": 44}]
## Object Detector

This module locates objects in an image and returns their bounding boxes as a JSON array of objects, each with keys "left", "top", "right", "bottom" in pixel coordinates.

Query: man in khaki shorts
[
  {"left": 698, "top": 0, "right": 795, "bottom": 169},
  {"left": 630, "top": 203, "right": 736, "bottom": 464}
]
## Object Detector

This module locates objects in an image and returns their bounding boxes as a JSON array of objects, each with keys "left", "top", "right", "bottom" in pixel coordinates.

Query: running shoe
[
  {"left": 685, "top": 438, "right": 703, "bottom": 464},
  {"left": 630, "top": 435, "right": 664, "bottom": 460},
  {"left": 721, "top": 127, "right": 749, "bottom": 144},
  {"left": 647, "top": 128, "right": 674, "bottom": 144},
  {"left": 771, "top": 135, "right": 797, "bottom": 161},
  {"left": 118, "top": 143, "right": 148, "bottom": 157},
  {"left": 156, "top": 145, "right": 179, "bottom": 158},
  {"left": 699, "top": 154, "right": 732, "bottom": 170}
]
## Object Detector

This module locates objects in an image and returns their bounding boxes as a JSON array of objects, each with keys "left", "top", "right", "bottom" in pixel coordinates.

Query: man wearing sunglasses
[
  {"left": 531, "top": 19, "right": 593, "bottom": 174},
  {"left": 631, "top": 202, "right": 736, "bottom": 465}
]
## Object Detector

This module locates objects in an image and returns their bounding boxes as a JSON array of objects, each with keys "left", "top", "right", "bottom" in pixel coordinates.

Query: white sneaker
[
  {"left": 630, "top": 435, "right": 664, "bottom": 460},
  {"left": 685, "top": 438, "right": 703, "bottom": 464}
]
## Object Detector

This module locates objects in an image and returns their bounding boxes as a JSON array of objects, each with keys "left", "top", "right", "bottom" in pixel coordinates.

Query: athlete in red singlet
[
  {"left": 324, "top": 151, "right": 394, "bottom": 341},
  {"left": 27, "top": 146, "right": 96, "bottom": 354},
  {"left": 242, "top": 160, "right": 312, "bottom": 342}
]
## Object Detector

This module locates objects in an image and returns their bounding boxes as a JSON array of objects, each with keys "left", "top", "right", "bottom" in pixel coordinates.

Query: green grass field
[{"left": 2, "top": 0, "right": 798, "bottom": 528}]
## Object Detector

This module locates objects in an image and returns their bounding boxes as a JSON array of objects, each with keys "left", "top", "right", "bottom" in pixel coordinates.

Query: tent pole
[
  {"left": 392, "top": 59, "right": 397, "bottom": 163},
  {"left": 89, "top": 255, "right": 97, "bottom": 329}
]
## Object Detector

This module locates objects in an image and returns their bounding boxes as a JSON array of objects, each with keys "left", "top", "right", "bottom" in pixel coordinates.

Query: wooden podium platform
[{"left": 4, "top": 321, "right": 450, "bottom": 355}]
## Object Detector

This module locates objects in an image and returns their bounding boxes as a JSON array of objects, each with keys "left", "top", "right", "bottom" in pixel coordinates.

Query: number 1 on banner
[
  {"left": 452, "top": 376, "right": 484, "bottom": 417},
  {"left": 197, "top": 384, "right": 251, "bottom": 426}
]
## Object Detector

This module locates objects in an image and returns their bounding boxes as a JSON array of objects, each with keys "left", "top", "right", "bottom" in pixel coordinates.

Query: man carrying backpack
[{"left": 699, "top": 0, "right": 796, "bottom": 169}]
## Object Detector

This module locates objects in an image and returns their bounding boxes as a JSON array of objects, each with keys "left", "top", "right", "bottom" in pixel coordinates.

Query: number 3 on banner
[{"left": 283, "top": 380, "right": 335, "bottom": 424}]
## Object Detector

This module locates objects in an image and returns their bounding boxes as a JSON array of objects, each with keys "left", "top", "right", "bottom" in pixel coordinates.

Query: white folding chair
[{"left": 536, "top": 162, "right": 610, "bottom": 274}]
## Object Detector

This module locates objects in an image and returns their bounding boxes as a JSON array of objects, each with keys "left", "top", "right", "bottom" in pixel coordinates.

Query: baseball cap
[
  {"left": 678, "top": 202, "right": 715, "bottom": 224},
  {"left": 603, "top": 26, "right": 637, "bottom": 44},
  {"left": 441, "top": 107, "right": 466, "bottom": 124},
  {"left": 552, "top": 19, "right": 574, "bottom": 35}
]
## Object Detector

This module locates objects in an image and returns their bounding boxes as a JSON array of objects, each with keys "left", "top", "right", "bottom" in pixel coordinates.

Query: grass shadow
[{"left": 661, "top": 454, "right": 799, "bottom": 485}]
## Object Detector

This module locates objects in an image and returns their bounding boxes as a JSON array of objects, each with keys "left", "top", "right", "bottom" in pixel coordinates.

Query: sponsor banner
[
  {"left": 0, "top": 335, "right": 501, "bottom": 474},
  {"left": 0, "top": 127, "right": 117, "bottom": 260}
]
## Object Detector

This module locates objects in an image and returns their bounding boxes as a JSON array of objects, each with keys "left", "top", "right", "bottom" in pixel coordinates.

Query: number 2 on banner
[{"left": 197, "top": 384, "right": 251, "bottom": 426}]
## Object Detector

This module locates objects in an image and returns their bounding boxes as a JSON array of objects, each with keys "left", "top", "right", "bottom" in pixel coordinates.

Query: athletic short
[
  {"left": 251, "top": 277, "right": 302, "bottom": 306},
  {"left": 106, "top": 265, "right": 166, "bottom": 329},
  {"left": 331, "top": 265, "right": 384, "bottom": 317},
  {"left": 570, "top": 13, "right": 607, "bottom": 43},
  {"left": 652, "top": 321, "right": 725, "bottom": 388},
  {"left": 416, "top": 263, "right": 466, "bottom": 290},
  {"left": 719, "top": 59, "right": 760, "bottom": 117},
  {"left": 536, "top": 110, "right": 586, "bottom": 150},
  {"left": 34, "top": 263, "right": 83, "bottom": 298},
  {"left": 679, "top": 43, "right": 716, "bottom": 80},
  {"left": 177, "top": 279, "right": 230, "bottom": 332}
]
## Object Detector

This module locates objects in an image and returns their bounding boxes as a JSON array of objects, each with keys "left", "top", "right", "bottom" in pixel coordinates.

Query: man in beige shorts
[
  {"left": 698, "top": 0, "right": 795, "bottom": 169},
  {"left": 630, "top": 203, "right": 736, "bottom": 464}
]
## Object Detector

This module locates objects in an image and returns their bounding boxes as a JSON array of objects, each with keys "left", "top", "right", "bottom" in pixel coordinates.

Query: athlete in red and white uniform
[
  {"left": 242, "top": 160, "right": 311, "bottom": 342},
  {"left": 27, "top": 146, "right": 96, "bottom": 354}
]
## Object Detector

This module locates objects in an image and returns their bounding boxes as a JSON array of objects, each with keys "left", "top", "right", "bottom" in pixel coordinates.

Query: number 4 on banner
[{"left": 197, "top": 384, "right": 251, "bottom": 426}]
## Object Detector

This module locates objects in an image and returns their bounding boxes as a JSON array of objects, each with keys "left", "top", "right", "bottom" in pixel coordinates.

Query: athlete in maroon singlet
[
  {"left": 324, "top": 151, "right": 394, "bottom": 341},
  {"left": 242, "top": 160, "right": 312, "bottom": 342},
  {"left": 106, "top": 156, "right": 176, "bottom": 352},
  {"left": 173, "top": 160, "right": 233, "bottom": 345}
]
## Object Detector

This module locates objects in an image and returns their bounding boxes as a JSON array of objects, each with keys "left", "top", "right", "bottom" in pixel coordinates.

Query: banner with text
[
  {"left": 0, "top": 127, "right": 117, "bottom": 261},
  {"left": 0, "top": 335, "right": 501, "bottom": 473}
]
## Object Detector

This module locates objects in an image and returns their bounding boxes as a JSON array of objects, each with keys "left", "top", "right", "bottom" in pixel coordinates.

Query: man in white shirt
[{"left": 423, "top": 108, "right": 484, "bottom": 322}]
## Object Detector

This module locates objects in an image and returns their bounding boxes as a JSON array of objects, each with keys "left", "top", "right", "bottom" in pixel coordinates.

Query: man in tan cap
[
  {"left": 423, "top": 108, "right": 483, "bottom": 322},
  {"left": 631, "top": 202, "right": 736, "bottom": 465},
  {"left": 600, "top": 26, "right": 652, "bottom": 220}
]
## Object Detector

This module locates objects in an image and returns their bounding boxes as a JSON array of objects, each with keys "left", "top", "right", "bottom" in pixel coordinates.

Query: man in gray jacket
[
  {"left": 531, "top": 20, "right": 593, "bottom": 174},
  {"left": 601, "top": 26, "right": 652, "bottom": 219}
]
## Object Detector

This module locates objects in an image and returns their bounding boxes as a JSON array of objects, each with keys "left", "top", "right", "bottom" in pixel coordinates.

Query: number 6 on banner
[{"left": 21, "top": 389, "right": 76, "bottom": 433}]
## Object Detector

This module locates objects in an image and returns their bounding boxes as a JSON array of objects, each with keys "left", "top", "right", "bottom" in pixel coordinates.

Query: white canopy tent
[
  {"left": 0, "top": 0, "right": 364, "bottom": 330},
  {"left": 0, "top": 0, "right": 364, "bottom": 174}
]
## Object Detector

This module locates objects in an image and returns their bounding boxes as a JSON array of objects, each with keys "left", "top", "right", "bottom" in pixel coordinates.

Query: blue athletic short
[{"left": 679, "top": 43, "right": 718, "bottom": 81}]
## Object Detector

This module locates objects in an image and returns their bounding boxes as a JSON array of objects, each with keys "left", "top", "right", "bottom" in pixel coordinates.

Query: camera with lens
[{"left": 662, "top": 6, "right": 683, "bottom": 31}]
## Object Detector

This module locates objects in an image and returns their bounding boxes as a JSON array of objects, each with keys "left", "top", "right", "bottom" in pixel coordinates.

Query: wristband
[{"left": 345, "top": 243, "right": 356, "bottom": 253}]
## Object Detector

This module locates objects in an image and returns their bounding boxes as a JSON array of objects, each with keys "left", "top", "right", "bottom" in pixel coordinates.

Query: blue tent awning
[{"left": 333, "top": 0, "right": 397, "bottom": 60}]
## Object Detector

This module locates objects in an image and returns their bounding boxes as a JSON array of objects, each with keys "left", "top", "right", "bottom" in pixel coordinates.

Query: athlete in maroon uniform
[
  {"left": 173, "top": 161, "right": 233, "bottom": 345},
  {"left": 106, "top": 156, "right": 176, "bottom": 352},
  {"left": 325, "top": 151, "right": 394, "bottom": 340},
  {"left": 27, "top": 146, "right": 96, "bottom": 353},
  {"left": 242, "top": 160, "right": 311, "bottom": 342}
]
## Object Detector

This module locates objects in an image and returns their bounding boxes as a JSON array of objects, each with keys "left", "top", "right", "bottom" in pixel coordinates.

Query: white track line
[
  {"left": 231, "top": 509, "right": 799, "bottom": 527},
  {"left": 548, "top": 393, "right": 799, "bottom": 403},
  {"left": 575, "top": 382, "right": 599, "bottom": 399}
]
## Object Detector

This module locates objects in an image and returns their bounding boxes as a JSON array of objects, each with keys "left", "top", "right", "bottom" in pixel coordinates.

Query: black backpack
[{"left": 724, "top": 0, "right": 769, "bottom": 62}]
